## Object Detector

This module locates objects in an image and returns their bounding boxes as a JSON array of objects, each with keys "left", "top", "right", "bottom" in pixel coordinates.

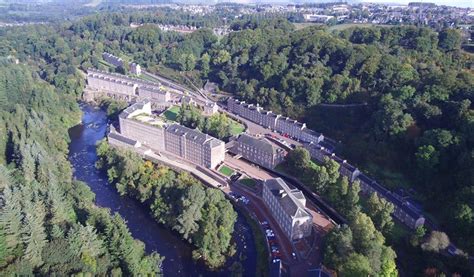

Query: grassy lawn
[
  {"left": 138, "top": 74, "right": 160, "bottom": 83},
  {"left": 99, "top": 60, "right": 114, "bottom": 69},
  {"left": 293, "top": 22, "right": 324, "bottom": 30},
  {"left": 239, "top": 178, "right": 257, "bottom": 190},
  {"left": 147, "top": 65, "right": 200, "bottom": 91},
  {"left": 328, "top": 23, "right": 393, "bottom": 31},
  {"left": 162, "top": 106, "right": 180, "bottom": 122},
  {"left": 219, "top": 165, "right": 234, "bottom": 177},
  {"left": 229, "top": 121, "right": 245, "bottom": 136}
]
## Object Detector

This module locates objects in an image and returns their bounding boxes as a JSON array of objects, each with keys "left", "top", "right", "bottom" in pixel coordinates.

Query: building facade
[
  {"left": 117, "top": 100, "right": 225, "bottom": 169},
  {"left": 356, "top": 174, "right": 425, "bottom": 229},
  {"left": 129, "top": 63, "right": 142, "bottom": 76},
  {"left": 165, "top": 124, "right": 225, "bottom": 169},
  {"left": 203, "top": 101, "right": 219, "bottom": 115},
  {"left": 233, "top": 134, "right": 286, "bottom": 169},
  {"left": 102, "top": 52, "right": 124, "bottom": 67},
  {"left": 304, "top": 141, "right": 425, "bottom": 229},
  {"left": 263, "top": 178, "right": 313, "bottom": 241},
  {"left": 275, "top": 117, "right": 306, "bottom": 139},
  {"left": 227, "top": 97, "right": 324, "bottom": 143},
  {"left": 119, "top": 100, "right": 166, "bottom": 151},
  {"left": 86, "top": 69, "right": 171, "bottom": 106}
]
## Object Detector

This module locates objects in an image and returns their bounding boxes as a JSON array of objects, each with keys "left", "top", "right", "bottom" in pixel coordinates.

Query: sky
[
  {"left": 215, "top": 0, "right": 474, "bottom": 8},
  {"left": 356, "top": 0, "right": 473, "bottom": 8}
]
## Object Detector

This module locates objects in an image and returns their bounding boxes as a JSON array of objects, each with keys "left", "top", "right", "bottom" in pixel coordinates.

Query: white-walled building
[{"left": 263, "top": 178, "right": 313, "bottom": 241}]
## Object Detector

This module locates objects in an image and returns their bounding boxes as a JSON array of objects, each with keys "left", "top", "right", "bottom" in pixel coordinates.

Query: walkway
[{"left": 135, "top": 146, "right": 226, "bottom": 188}]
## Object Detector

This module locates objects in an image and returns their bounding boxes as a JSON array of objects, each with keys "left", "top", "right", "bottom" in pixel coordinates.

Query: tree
[
  {"left": 340, "top": 253, "right": 372, "bottom": 277},
  {"left": 286, "top": 147, "right": 311, "bottom": 171},
  {"left": 68, "top": 224, "right": 105, "bottom": 272},
  {"left": 415, "top": 145, "right": 439, "bottom": 170},
  {"left": 410, "top": 225, "right": 426, "bottom": 247},
  {"left": 21, "top": 193, "right": 47, "bottom": 267},
  {"left": 421, "top": 231, "right": 450, "bottom": 252},
  {"left": 213, "top": 50, "right": 231, "bottom": 65},
  {"left": 453, "top": 204, "right": 473, "bottom": 227},
  {"left": 366, "top": 192, "right": 395, "bottom": 234},
  {"left": 324, "top": 158, "right": 340, "bottom": 184},
  {"left": 323, "top": 225, "right": 354, "bottom": 268},
  {"left": 380, "top": 246, "right": 398, "bottom": 277},
  {"left": 438, "top": 29, "right": 461, "bottom": 51},
  {"left": 375, "top": 94, "right": 414, "bottom": 137},
  {"left": 200, "top": 53, "right": 211, "bottom": 78},
  {"left": 351, "top": 212, "right": 384, "bottom": 254},
  {"left": 174, "top": 185, "right": 206, "bottom": 240},
  {"left": 0, "top": 185, "right": 23, "bottom": 262},
  {"left": 179, "top": 53, "right": 196, "bottom": 71}
]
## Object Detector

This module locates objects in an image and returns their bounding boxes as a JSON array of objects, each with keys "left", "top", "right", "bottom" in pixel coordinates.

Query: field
[
  {"left": 229, "top": 121, "right": 245, "bottom": 136},
  {"left": 98, "top": 59, "right": 114, "bottom": 69},
  {"left": 219, "top": 165, "right": 235, "bottom": 177},
  {"left": 138, "top": 74, "right": 160, "bottom": 83},
  {"left": 293, "top": 22, "right": 394, "bottom": 32},
  {"left": 162, "top": 106, "right": 180, "bottom": 122},
  {"left": 293, "top": 22, "right": 324, "bottom": 30}
]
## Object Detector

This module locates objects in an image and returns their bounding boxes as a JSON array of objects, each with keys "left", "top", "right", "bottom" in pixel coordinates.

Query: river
[{"left": 68, "top": 103, "right": 257, "bottom": 276}]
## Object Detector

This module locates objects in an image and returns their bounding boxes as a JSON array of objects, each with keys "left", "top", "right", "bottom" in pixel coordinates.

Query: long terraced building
[
  {"left": 304, "top": 142, "right": 425, "bottom": 229},
  {"left": 227, "top": 98, "right": 324, "bottom": 144},
  {"left": 85, "top": 68, "right": 170, "bottom": 106},
  {"left": 117, "top": 100, "right": 225, "bottom": 169}
]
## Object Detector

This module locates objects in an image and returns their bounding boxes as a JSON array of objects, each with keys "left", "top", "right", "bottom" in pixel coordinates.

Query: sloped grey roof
[
  {"left": 119, "top": 99, "right": 150, "bottom": 119},
  {"left": 265, "top": 178, "right": 311, "bottom": 220},
  {"left": 166, "top": 123, "right": 223, "bottom": 147},
  {"left": 108, "top": 132, "right": 137, "bottom": 145},
  {"left": 236, "top": 134, "right": 283, "bottom": 155},
  {"left": 87, "top": 68, "right": 159, "bottom": 87},
  {"left": 302, "top": 128, "right": 322, "bottom": 138}
]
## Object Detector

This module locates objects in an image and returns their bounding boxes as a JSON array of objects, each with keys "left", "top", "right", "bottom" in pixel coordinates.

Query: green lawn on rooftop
[
  {"left": 162, "top": 106, "right": 180, "bottom": 122},
  {"left": 239, "top": 178, "right": 257, "bottom": 189},
  {"left": 219, "top": 165, "right": 234, "bottom": 177}
]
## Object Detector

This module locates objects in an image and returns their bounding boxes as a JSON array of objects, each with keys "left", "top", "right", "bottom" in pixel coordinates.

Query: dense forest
[
  {"left": 95, "top": 141, "right": 237, "bottom": 269},
  {"left": 0, "top": 10, "right": 472, "bottom": 276},
  {"left": 0, "top": 61, "right": 162, "bottom": 275}
]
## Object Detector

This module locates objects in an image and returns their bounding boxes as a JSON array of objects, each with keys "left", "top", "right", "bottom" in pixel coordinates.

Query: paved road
[
  {"left": 229, "top": 183, "right": 294, "bottom": 264},
  {"left": 224, "top": 154, "right": 275, "bottom": 181}
]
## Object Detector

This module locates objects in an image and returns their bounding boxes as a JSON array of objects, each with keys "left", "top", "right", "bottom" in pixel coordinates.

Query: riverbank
[
  {"left": 96, "top": 140, "right": 238, "bottom": 269},
  {"left": 68, "top": 103, "right": 257, "bottom": 276}
]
